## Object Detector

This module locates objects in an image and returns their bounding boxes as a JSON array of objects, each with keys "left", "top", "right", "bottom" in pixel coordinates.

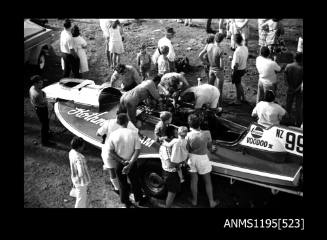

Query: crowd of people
[{"left": 28, "top": 19, "right": 303, "bottom": 208}]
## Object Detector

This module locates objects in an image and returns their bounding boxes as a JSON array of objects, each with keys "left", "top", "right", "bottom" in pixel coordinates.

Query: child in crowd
[
  {"left": 154, "top": 111, "right": 172, "bottom": 143},
  {"left": 136, "top": 43, "right": 152, "bottom": 80},
  {"left": 162, "top": 126, "right": 189, "bottom": 183},
  {"left": 157, "top": 45, "right": 170, "bottom": 75},
  {"left": 68, "top": 137, "right": 91, "bottom": 208},
  {"left": 159, "top": 125, "right": 182, "bottom": 208},
  {"left": 199, "top": 34, "right": 215, "bottom": 79}
]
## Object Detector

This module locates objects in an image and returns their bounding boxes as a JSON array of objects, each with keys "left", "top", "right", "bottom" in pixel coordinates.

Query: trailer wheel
[
  {"left": 139, "top": 160, "right": 167, "bottom": 199},
  {"left": 38, "top": 52, "right": 46, "bottom": 72}
]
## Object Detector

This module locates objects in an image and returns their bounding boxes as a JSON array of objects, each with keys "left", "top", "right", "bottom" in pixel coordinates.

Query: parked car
[{"left": 24, "top": 19, "right": 58, "bottom": 75}]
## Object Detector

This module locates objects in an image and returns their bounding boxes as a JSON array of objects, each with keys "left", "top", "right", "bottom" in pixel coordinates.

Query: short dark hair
[
  {"left": 295, "top": 52, "right": 303, "bottom": 63},
  {"left": 112, "top": 20, "right": 119, "bottom": 29},
  {"left": 260, "top": 46, "right": 270, "bottom": 58},
  {"left": 116, "top": 104, "right": 127, "bottom": 115},
  {"left": 188, "top": 113, "right": 200, "bottom": 129},
  {"left": 116, "top": 113, "right": 129, "bottom": 126},
  {"left": 234, "top": 33, "right": 243, "bottom": 45},
  {"left": 206, "top": 34, "right": 215, "bottom": 44},
  {"left": 166, "top": 125, "right": 177, "bottom": 140},
  {"left": 71, "top": 25, "right": 80, "bottom": 37},
  {"left": 63, "top": 19, "right": 72, "bottom": 29},
  {"left": 215, "top": 32, "right": 225, "bottom": 43},
  {"left": 70, "top": 136, "right": 84, "bottom": 150},
  {"left": 152, "top": 75, "right": 162, "bottom": 84},
  {"left": 264, "top": 90, "right": 275, "bottom": 102},
  {"left": 115, "top": 64, "right": 126, "bottom": 74},
  {"left": 161, "top": 45, "right": 169, "bottom": 55}
]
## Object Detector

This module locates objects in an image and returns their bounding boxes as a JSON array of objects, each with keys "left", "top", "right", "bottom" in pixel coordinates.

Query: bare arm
[
  {"left": 122, "top": 149, "right": 141, "bottom": 174},
  {"left": 199, "top": 45, "right": 208, "bottom": 64},
  {"left": 110, "top": 71, "right": 119, "bottom": 86},
  {"left": 109, "top": 149, "right": 128, "bottom": 164},
  {"left": 137, "top": 54, "right": 141, "bottom": 67}
]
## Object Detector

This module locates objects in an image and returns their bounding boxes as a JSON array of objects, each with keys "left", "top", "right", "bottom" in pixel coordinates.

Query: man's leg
[
  {"left": 75, "top": 185, "right": 88, "bottom": 208},
  {"left": 36, "top": 107, "right": 50, "bottom": 144},
  {"left": 166, "top": 192, "right": 176, "bottom": 208},
  {"left": 116, "top": 162, "right": 131, "bottom": 206},
  {"left": 201, "top": 173, "right": 218, "bottom": 208},
  {"left": 109, "top": 168, "right": 120, "bottom": 191},
  {"left": 189, "top": 172, "right": 198, "bottom": 206},
  {"left": 286, "top": 92, "right": 294, "bottom": 116},
  {"left": 208, "top": 69, "right": 216, "bottom": 86},
  {"left": 127, "top": 163, "right": 144, "bottom": 203},
  {"left": 71, "top": 55, "right": 81, "bottom": 78},
  {"left": 206, "top": 19, "right": 213, "bottom": 33},
  {"left": 216, "top": 71, "right": 224, "bottom": 107},
  {"left": 62, "top": 53, "right": 71, "bottom": 78},
  {"left": 295, "top": 92, "right": 303, "bottom": 127},
  {"left": 257, "top": 81, "right": 265, "bottom": 104}
]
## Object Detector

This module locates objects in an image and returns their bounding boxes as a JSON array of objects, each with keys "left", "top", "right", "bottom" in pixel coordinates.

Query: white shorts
[
  {"left": 187, "top": 153, "right": 212, "bottom": 175},
  {"left": 101, "top": 149, "right": 117, "bottom": 169}
]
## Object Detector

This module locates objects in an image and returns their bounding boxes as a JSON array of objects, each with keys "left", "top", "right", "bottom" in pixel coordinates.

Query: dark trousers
[
  {"left": 286, "top": 91, "right": 303, "bottom": 126},
  {"left": 206, "top": 19, "right": 212, "bottom": 31},
  {"left": 116, "top": 161, "right": 143, "bottom": 205},
  {"left": 62, "top": 53, "right": 81, "bottom": 78},
  {"left": 35, "top": 106, "right": 49, "bottom": 143}
]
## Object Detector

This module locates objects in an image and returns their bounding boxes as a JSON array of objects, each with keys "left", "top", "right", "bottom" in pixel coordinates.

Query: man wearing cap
[
  {"left": 152, "top": 27, "right": 176, "bottom": 72},
  {"left": 29, "top": 75, "right": 51, "bottom": 146},
  {"left": 60, "top": 19, "right": 80, "bottom": 78}
]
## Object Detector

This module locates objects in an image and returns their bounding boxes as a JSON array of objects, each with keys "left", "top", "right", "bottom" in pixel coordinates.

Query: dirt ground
[{"left": 24, "top": 19, "right": 303, "bottom": 208}]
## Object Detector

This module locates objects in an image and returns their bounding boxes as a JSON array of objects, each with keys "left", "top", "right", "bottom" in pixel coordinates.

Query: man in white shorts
[{"left": 185, "top": 114, "right": 219, "bottom": 208}]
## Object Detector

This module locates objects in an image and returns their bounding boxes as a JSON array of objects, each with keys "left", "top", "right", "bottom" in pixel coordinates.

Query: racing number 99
[{"left": 285, "top": 132, "right": 303, "bottom": 154}]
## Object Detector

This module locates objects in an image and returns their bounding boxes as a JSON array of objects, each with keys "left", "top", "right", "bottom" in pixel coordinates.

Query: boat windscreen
[{"left": 60, "top": 82, "right": 80, "bottom": 88}]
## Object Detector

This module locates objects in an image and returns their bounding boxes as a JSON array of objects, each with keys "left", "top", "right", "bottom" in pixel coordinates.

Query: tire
[
  {"left": 38, "top": 52, "right": 46, "bottom": 72},
  {"left": 139, "top": 159, "right": 167, "bottom": 199}
]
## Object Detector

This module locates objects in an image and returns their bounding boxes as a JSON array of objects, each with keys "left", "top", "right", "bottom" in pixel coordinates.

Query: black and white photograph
[{"left": 24, "top": 18, "right": 303, "bottom": 213}]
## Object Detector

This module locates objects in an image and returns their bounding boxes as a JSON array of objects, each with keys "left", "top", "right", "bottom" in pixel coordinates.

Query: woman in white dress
[
  {"left": 71, "top": 25, "right": 89, "bottom": 77},
  {"left": 109, "top": 20, "right": 124, "bottom": 69}
]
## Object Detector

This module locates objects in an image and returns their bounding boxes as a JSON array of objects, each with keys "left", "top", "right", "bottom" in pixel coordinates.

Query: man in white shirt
[
  {"left": 252, "top": 90, "right": 286, "bottom": 127},
  {"left": 107, "top": 113, "right": 146, "bottom": 208},
  {"left": 152, "top": 27, "right": 176, "bottom": 72},
  {"left": 60, "top": 19, "right": 80, "bottom": 78},
  {"left": 255, "top": 46, "right": 282, "bottom": 103},
  {"left": 96, "top": 105, "right": 138, "bottom": 192},
  {"left": 181, "top": 83, "right": 220, "bottom": 109},
  {"left": 231, "top": 33, "right": 248, "bottom": 105},
  {"left": 99, "top": 19, "right": 112, "bottom": 68}
]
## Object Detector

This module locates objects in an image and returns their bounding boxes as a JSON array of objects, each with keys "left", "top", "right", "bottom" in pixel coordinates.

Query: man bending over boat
[
  {"left": 180, "top": 82, "right": 220, "bottom": 111},
  {"left": 120, "top": 75, "right": 162, "bottom": 127},
  {"left": 109, "top": 64, "right": 142, "bottom": 91}
]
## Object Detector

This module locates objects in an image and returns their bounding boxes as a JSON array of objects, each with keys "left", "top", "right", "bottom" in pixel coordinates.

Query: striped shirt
[{"left": 69, "top": 149, "right": 91, "bottom": 187}]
